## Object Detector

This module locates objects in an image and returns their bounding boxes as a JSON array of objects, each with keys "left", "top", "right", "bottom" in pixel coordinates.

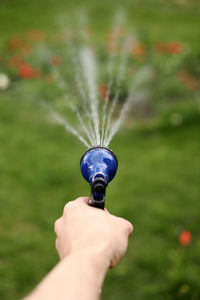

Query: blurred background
[{"left": 0, "top": 0, "right": 200, "bottom": 299}]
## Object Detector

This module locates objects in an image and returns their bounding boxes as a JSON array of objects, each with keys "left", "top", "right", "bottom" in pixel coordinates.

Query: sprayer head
[{"left": 80, "top": 146, "right": 118, "bottom": 209}]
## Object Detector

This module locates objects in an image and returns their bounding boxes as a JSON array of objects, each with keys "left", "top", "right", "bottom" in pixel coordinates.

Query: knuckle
[
  {"left": 126, "top": 221, "right": 134, "bottom": 235},
  {"left": 54, "top": 218, "right": 61, "bottom": 234},
  {"left": 55, "top": 238, "right": 59, "bottom": 250},
  {"left": 63, "top": 201, "right": 74, "bottom": 214},
  {"left": 119, "top": 218, "right": 133, "bottom": 235},
  {"left": 78, "top": 196, "right": 89, "bottom": 203},
  {"left": 76, "top": 197, "right": 83, "bottom": 202}
]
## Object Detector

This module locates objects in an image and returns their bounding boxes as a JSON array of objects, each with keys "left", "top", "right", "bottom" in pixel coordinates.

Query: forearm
[{"left": 25, "top": 250, "right": 109, "bottom": 300}]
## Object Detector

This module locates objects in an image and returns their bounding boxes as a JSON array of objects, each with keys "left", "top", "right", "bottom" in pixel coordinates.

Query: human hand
[{"left": 54, "top": 197, "right": 133, "bottom": 269}]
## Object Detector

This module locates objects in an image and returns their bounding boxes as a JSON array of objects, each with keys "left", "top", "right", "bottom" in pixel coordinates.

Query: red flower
[
  {"left": 168, "top": 42, "right": 182, "bottom": 54},
  {"left": 50, "top": 55, "right": 62, "bottom": 66},
  {"left": 179, "top": 230, "right": 192, "bottom": 246},
  {"left": 185, "top": 78, "right": 198, "bottom": 91},
  {"left": 178, "top": 70, "right": 198, "bottom": 91},
  {"left": 131, "top": 42, "right": 146, "bottom": 61},
  {"left": 18, "top": 63, "right": 41, "bottom": 79},
  {"left": 28, "top": 30, "right": 45, "bottom": 41},
  {"left": 18, "top": 63, "right": 34, "bottom": 78},
  {"left": 8, "top": 36, "right": 22, "bottom": 50},
  {"left": 155, "top": 42, "right": 183, "bottom": 54},
  {"left": 98, "top": 83, "right": 108, "bottom": 100}
]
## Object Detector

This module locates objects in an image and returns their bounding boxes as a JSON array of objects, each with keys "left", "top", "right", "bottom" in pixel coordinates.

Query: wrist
[
  {"left": 67, "top": 248, "right": 110, "bottom": 273},
  {"left": 26, "top": 247, "right": 110, "bottom": 300},
  {"left": 59, "top": 248, "right": 109, "bottom": 294}
]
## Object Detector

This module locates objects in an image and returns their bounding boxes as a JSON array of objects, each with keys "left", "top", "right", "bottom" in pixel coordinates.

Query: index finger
[{"left": 74, "top": 196, "right": 90, "bottom": 205}]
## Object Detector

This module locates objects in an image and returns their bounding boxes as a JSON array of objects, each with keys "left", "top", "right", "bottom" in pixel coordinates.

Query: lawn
[{"left": 0, "top": 0, "right": 200, "bottom": 299}]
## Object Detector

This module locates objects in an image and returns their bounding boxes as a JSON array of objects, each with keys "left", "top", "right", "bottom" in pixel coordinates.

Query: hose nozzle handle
[{"left": 90, "top": 176, "right": 106, "bottom": 209}]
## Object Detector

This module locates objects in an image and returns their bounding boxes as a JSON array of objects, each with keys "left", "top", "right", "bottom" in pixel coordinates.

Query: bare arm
[{"left": 24, "top": 197, "right": 133, "bottom": 300}]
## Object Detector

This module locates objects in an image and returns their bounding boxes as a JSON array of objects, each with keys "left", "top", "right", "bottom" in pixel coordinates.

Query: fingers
[
  {"left": 55, "top": 238, "right": 59, "bottom": 250},
  {"left": 62, "top": 197, "right": 90, "bottom": 214},
  {"left": 120, "top": 218, "right": 133, "bottom": 236},
  {"left": 59, "top": 197, "right": 133, "bottom": 239},
  {"left": 126, "top": 220, "right": 134, "bottom": 236},
  {"left": 113, "top": 216, "right": 134, "bottom": 236},
  {"left": 54, "top": 218, "right": 62, "bottom": 234},
  {"left": 63, "top": 197, "right": 111, "bottom": 212},
  {"left": 74, "top": 198, "right": 133, "bottom": 236},
  {"left": 73, "top": 196, "right": 90, "bottom": 205},
  {"left": 104, "top": 207, "right": 110, "bottom": 214}
]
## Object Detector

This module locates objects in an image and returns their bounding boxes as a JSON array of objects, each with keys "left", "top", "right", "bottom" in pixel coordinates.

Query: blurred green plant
[{"left": 0, "top": 26, "right": 199, "bottom": 130}]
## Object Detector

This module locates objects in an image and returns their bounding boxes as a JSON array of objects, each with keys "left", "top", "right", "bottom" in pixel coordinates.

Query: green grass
[
  {"left": 0, "top": 97, "right": 200, "bottom": 299},
  {"left": 0, "top": 0, "right": 200, "bottom": 299}
]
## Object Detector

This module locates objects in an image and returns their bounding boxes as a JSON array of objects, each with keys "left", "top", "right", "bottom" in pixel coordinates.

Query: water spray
[{"left": 80, "top": 146, "right": 118, "bottom": 209}]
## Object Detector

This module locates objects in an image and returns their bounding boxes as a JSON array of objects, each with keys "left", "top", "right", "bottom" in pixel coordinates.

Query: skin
[{"left": 24, "top": 197, "right": 133, "bottom": 300}]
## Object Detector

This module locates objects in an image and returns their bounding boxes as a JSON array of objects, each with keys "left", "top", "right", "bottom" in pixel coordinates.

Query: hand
[{"left": 54, "top": 197, "right": 133, "bottom": 269}]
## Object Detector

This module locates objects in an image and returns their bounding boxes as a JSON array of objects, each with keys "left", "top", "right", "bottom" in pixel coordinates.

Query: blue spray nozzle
[{"left": 80, "top": 146, "right": 118, "bottom": 209}]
